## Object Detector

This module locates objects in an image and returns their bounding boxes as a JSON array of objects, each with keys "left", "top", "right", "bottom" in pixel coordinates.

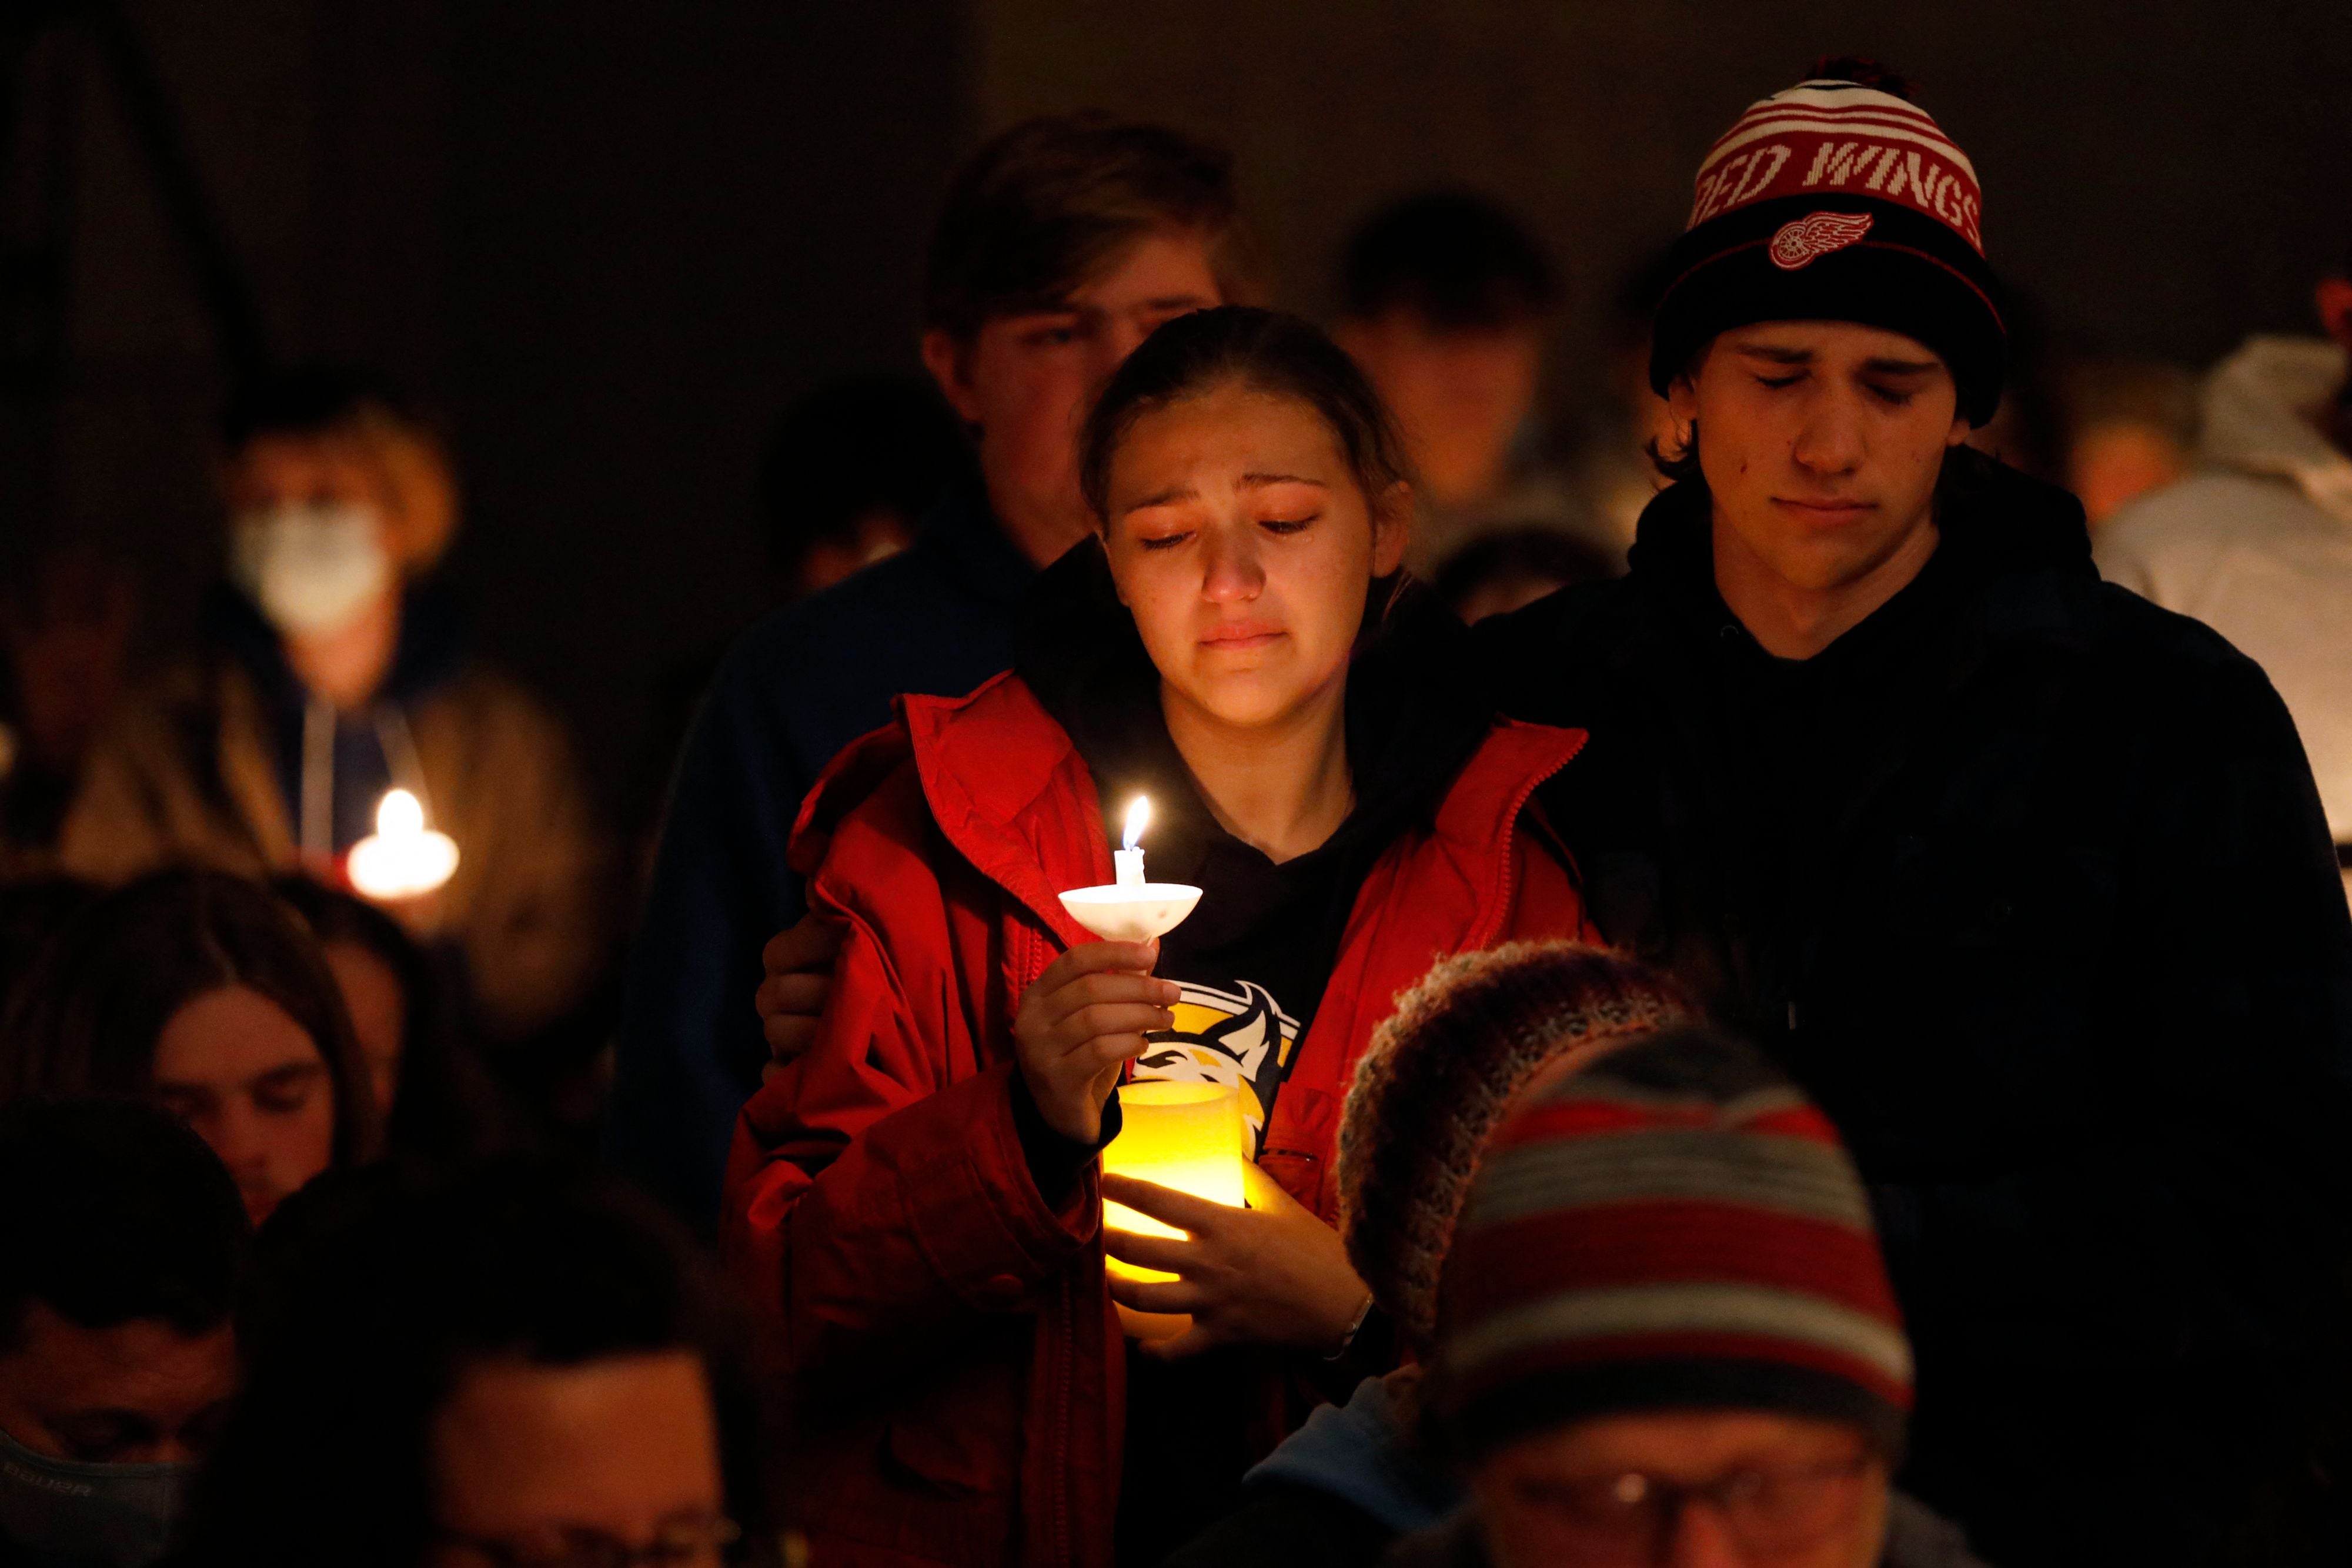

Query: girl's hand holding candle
[{"left": 1010, "top": 941, "right": 1179, "bottom": 1145}]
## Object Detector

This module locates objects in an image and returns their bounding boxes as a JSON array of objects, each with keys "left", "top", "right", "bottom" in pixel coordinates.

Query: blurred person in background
[
  {"left": 614, "top": 112, "right": 1249, "bottom": 1229},
  {"left": 270, "top": 875, "right": 507, "bottom": 1164},
  {"left": 2097, "top": 250, "right": 2352, "bottom": 891},
  {"left": 0, "top": 869, "right": 378, "bottom": 1225},
  {"left": 1555, "top": 245, "right": 1679, "bottom": 563},
  {"left": 56, "top": 365, "right": 605, "bottom": 1045},
  {"left": 757, "top": 375, "right": 978, "bottom": 601},
  {"left": 1956, "top": 287, "right": 2066, "bottom": 490},
  {"left": 0, "top": 1097, "right": 248, "bottom": 1568},
  {"left": 0, "top": 548, "right": 136, "bottom": 872},
  {"left": 624, "top": 375, "right": 979, "bottom": 877},
  {"left": 1332, "top": 190, "right": 1586, "bottom": 574},
  {"left": 2060, "top": 357, "right": 2196, "bottom": 526},
  {"left": 1432, "top": 527, "right": 1616, "bottom": 624},
  {"left": 180, "top": 1158, "right": 774, "bottom": 1568}
]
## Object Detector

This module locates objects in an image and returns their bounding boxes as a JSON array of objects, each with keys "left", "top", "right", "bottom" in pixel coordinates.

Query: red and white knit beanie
[
  {"left": 1429, "top": 1027, "right": 1913, "bottom": 1460},
  {"left": 1649, "top": 63, "right": 2006, "bottom": 426}
]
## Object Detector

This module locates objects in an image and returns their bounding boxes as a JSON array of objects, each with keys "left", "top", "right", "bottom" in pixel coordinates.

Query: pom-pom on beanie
[
  {"left": 1429, "top": 1028, "right": 1913, "bottom": 1463},
  {"left": 1337, "top": 941, "right": 1694, "bottom": 1355},
  {"left": 1648, "top": 63, "right": 2006, "bottom": 426}
]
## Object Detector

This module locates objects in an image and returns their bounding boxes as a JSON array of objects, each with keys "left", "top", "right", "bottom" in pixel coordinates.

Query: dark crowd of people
[{"left": 2, "top": 51, "right": 2351, "bottom": 1568}]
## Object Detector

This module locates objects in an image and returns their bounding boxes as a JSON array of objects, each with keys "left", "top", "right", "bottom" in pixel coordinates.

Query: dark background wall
[
  {"left": 2, "top": 0, "right": 967, "bottom": 812},
  {"left": 5, "top": 0, "right": 2347, "bottom": 821},
  {"left": 977, "top": 0, "right": 2352, "bottom": 414}
]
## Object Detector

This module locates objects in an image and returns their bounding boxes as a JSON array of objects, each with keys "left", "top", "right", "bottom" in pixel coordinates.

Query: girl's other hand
[
  {"left": 1102, "top": 1165, "right": 1372, "bottom": 1358},
  {"left": 1011, "top": 941, "right": 1177, "bottom": 1143}
]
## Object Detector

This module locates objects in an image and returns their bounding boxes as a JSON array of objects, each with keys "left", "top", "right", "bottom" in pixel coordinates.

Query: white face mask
[
  {"left": 0, "top": 1424, "right": 192, "bottom": 1568},
  {"left": 229, "top": 501, "right": 393, "bottom": 637}
]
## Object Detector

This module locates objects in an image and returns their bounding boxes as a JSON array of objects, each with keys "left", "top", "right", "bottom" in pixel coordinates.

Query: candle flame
[
  {"left": 376, "top": 788, "right": 425, "bottom": 837},
  {"left": 1121, "top": 795, "right": 1151, "bottom": 851},
  {"left": 350, "top": 787, "right": 458, "bottom": 901}
]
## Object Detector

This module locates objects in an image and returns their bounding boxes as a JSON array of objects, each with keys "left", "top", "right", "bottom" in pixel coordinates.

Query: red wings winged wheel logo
[{"left": 1769, "top": 210, "right": 1875, "bottom": 270}]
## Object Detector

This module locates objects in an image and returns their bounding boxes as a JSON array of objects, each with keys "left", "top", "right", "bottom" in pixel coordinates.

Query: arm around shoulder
[{"left": 721, "top": 771, "right": 1098, "bottom": 1376}]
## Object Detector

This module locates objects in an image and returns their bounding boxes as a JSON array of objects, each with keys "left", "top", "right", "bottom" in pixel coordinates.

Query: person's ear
[
  {"left": 921, "top": 328, "right": 986, "bottom": 425},
  {"left": 2316, "top": 278, "right": 2352, "bottom": 354},
  {"left": 1946, "top": 406, "right": 1974, "bottom": 449},
  {"left": 1665, "top": 372, "right": 1700, "bottom": 439},
  {"left": 1371, "top": 481, "right": 1412, "bottom": 577}
]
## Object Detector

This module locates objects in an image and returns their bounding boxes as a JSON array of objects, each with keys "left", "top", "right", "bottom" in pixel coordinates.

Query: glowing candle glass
[
  {"left": 1103, "top": 1079, "right": 1247, "bottom": 1340},
  {"left": 346, "top": 788, "right": 459, "bottom": 901}
]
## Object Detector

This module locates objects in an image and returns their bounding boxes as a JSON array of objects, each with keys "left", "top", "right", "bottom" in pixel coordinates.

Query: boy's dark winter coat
[{"left": 1482, "top": 449, "right": 2352, "bottom": 1566}]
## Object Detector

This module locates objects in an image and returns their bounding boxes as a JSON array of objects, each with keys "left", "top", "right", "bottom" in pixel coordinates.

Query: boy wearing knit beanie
[{"left": 1479, "top": 59, "right": 2352, "bottom": 1568}]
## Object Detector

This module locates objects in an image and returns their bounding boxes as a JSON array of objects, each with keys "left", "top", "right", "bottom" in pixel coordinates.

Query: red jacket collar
[{"left": 793, "top": 670, "right": 1583, "bottom": 950}]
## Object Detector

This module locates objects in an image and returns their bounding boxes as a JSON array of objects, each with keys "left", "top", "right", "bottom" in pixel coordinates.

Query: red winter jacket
[{"left": 723, "top": 673, "right": 1593, "bottom": 1568}]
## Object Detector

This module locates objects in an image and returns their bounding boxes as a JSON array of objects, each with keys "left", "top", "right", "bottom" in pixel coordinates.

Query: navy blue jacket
[{"left": 608, "top": 495, "right": 1034, "bottom": 1223}]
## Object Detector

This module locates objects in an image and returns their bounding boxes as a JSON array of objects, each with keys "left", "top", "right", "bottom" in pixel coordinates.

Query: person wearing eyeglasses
[
  {"left": 175, "top": 1160, "right": 778, "bottom": 1568},
  {"left": 1398, "top": 1025, "right": 1982, "bottom": 1568},
  {"left": 1171, "top": 948, "right": 1986, "bottom": 1568}
]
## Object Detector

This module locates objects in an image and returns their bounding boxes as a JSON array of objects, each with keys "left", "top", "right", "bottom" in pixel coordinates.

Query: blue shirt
[{"left": 607, "top": 494, "right": 1036, "bottom": 1226}]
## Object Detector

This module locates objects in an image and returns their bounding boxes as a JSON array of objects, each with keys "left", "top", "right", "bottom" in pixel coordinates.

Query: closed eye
[
  {"left": 1756, "top": 373, "right": 1803, "bottom": 390},
  {"left": 251, "top": 1062, "right": 325, "bottom": 1115},
  {"left": 1137, "top": 531, "right": 1192, "bottom": 552},
  {"left": 1259, "top": 514, "right": 1319, "bottom": 535}
]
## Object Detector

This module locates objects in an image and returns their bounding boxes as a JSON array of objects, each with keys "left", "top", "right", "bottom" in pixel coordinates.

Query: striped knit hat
[
  {"left": 1649, "top": 63, "right": 2006, "bottom": 426},
  {"left": 1429, "top": 1028, "right": 1912, "bottom": 1460},
  {"left": 1337, "top": 942, "right": 1694, "bottom": 1355}
]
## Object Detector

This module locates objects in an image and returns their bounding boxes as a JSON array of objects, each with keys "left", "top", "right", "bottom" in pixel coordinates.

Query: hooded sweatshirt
[
  {"left": 2097, "top": 336, "right": 2352, "bottom": 847},
  {"left": 1478, "top": 447, "right": 2352, "bottom": 1567}
]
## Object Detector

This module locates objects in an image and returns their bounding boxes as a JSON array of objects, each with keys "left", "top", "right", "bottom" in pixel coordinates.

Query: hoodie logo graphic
[
  {"left": 1769, "top": 210, "right": 1875, "bottom": 270},
  {"left": 1132, "top": 980, "right": 1299, "bottom": 1152}
]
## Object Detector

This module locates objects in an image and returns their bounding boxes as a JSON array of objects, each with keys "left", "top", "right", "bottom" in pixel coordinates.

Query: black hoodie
[{"left": 1478, "top": 447, "right": 2352, "bottom": 1568}]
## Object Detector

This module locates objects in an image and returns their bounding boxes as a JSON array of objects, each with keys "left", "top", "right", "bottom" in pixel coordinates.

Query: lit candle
[
  {"left": 1058, "top": 793, "right": 1200, "bottom": 942},
  {"left": 346, "top": 788, "right": 459, "bottom": 901},
  {"left": 1103, "top": 1080, "right": 1247, "bottom": 1339},
  {"left": 1114, "top": 795, "right": 1150, "bottom": 886}
]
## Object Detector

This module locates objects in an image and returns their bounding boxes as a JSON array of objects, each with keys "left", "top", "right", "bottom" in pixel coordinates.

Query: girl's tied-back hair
[{"left": 1079, "top": 305, "right": 1412, "bottom": 526}]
